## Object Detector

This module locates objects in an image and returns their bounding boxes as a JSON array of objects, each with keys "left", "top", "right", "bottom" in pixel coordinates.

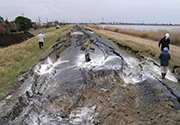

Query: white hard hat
[{"left": 165, "top": 33, "right": 169, "bottom": 38}]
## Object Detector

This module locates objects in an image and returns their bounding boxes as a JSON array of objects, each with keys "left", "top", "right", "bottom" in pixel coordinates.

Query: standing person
[
  {"left": 0, "top": 15, "right": 4, "bottom": 34},
  {"left": 37, "top": 31, "right": 45, "bottom": 49},
  {"left": 159, "top": 47, "right": 171, "bottom": 79},
  {"left": 158, "top": 33, "right": 170, "bottom": 51}
]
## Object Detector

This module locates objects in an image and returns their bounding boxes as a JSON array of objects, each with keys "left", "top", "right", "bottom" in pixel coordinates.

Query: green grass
[{"left": 0, "top": 25, "right": 74, "bottom": 98}]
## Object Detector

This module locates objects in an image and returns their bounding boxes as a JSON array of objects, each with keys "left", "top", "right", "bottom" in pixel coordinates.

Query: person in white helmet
[
  {"left": 37, "top": 31, "right": 45, "bottom": 49},
  {"left": 158, "top": 33, "right": 170, "bottom": 51}
]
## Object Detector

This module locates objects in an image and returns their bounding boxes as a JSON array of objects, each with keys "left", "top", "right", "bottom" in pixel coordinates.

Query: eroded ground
[
  {"left": 0, "top": 25, "right": 180, "bottom": 125},
  {"left": 0, "top": 32, "right": 34, "bottom": 48}
]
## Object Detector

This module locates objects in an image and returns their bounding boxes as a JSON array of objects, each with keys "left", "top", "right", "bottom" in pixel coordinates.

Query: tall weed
[{"left": 103, "top": 26, "right": 180, "bottom": 46}]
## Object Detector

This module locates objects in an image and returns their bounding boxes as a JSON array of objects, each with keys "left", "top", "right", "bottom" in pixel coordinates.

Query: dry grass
[
  {"left": 103, "top": 26, "right": 180, "bottom": 46},
  {"left": 0, "top": 25, "right": 73, "bottom": 73},
  {"left": 0, "top": 38, "right": 34, "bottom": 72},
  {"left": 0, "top": 25, "right": 74, "bottom": 96},
  {"left": 83, "top": 25, "right": 180, "bottom": 69},
  {"left": 84, "top": 24, "right": 103, "bottom": 29}
]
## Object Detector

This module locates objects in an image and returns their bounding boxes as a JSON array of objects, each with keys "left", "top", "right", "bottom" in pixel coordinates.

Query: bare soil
[
  {"left": 1, "top": 26, "right": 180, "bottom": 125},
  {"left": 69, "top": 68, "right": 180, "bottom": 125},
  {"left": 47, "top": 28, "right": 180, "bottom": 125},
  {"left": 0, "top": 32, "right": 34, "bottom": 48},
  {"left": 80, "top": 81, "right": 180, "bottom": 125},
  {"left": 79, "top": 25, "right": 180, "bottom": 124}
]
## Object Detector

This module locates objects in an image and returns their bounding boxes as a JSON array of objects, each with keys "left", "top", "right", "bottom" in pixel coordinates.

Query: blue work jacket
[{"left": 159, "top": 51, "right": 171, "bottom": 66}]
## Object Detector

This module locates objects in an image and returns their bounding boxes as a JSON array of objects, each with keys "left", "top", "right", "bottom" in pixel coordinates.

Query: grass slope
[{"left": 0, "top": 25, "right": 74, "bottom": 97}]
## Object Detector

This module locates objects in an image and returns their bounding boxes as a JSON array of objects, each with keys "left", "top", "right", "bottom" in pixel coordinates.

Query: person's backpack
[{"left": 0, "top": 17, "right": 4, "bottom": 24}]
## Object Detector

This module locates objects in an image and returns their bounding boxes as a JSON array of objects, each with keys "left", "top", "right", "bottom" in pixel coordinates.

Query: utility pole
[
  {"left": 38, "top": 17, "right": 41, "bottom": 23},
  {"left": 37, "top": 17, "right": 41, "bottom": 27}
]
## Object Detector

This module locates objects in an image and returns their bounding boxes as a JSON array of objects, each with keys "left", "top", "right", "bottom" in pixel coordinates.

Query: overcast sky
[{"left": 1, "top": 0, "right": 180, "bottom": 24}]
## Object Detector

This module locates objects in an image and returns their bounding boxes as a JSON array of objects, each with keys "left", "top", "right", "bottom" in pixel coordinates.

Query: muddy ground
[
  {"left": 0, "top": 26, "right": 180, "bottom": 125},
  {"left": 0, "top": 32, "right": 34, "bottom": 48}
]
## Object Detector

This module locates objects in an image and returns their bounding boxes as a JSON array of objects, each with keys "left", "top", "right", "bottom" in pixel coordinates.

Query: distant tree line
[
  {"left": 2, "top": 16, "right": 33, "bottom": 33},
  {"left": 2, "top": 16, "right": 68, "bottom": 34},
  {"left": 15, "top": 16, "right": 32, "bottom": 31}
]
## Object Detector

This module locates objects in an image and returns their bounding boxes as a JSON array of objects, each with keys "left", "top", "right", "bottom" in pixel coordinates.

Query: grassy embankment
[
  {"left": 103, "top": 26, "right": 180, "bottom": 46},
  {"left": 0, "top": 25, "right": 74, "bottom": 97},
  {"left": 83, "top": 24, "right": 180, "bottom": 72}
]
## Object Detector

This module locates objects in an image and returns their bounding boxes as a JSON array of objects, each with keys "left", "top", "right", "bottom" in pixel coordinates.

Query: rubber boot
[
  {"left": 163, "top": 73, "right": 166, "bottom": 79},
  {"left": 162, "top": 73, "right": 165, "bottom": 79}
]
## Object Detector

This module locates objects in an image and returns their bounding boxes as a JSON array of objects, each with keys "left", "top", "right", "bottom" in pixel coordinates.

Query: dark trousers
[{"left": 39, "top": 42, "right": 43, "bottom": 49}]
